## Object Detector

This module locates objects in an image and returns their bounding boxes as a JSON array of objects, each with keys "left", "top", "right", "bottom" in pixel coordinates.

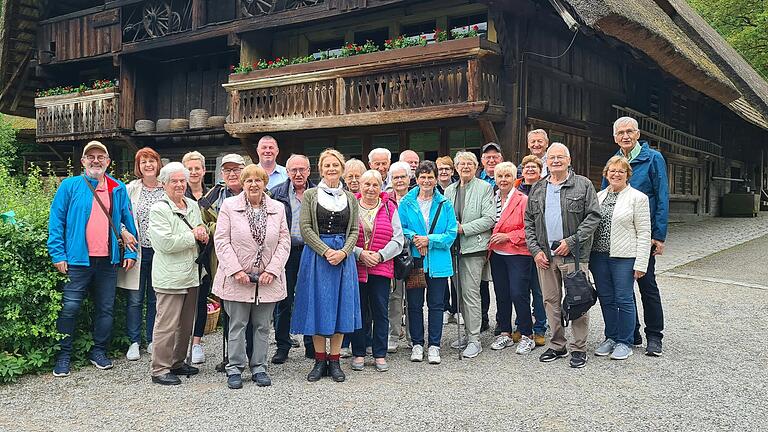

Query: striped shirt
[{"left": 289, "top": 185, "right": 303, "bottom": 246}]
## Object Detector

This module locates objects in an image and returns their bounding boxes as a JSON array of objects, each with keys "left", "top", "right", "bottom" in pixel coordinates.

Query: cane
[{"left": 452, "top": 244, "right": 463, "bottom": 361}]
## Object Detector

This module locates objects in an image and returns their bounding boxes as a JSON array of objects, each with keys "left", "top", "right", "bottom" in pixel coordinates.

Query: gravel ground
[{"left": 3, "top": 232, "right": 768, "bottom": 431}]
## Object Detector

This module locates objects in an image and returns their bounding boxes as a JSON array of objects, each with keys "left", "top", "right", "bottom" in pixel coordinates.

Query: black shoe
[
  {"left": 645, "top": 338, "right": 663, "bottom": 357},
  {"left": 307, "top": 360, "right": 328, "bottom": 382},
  {"left": 327, "top": 360, "right": 346, "bottom": 382},
  {"left": 152, "top": 373, "right": 181, "bottom": 385},
  {"left": 271, "top": 349, "right": 289, "bottom": 364},
  {"left": 227, "top": 374, "right": 243, "bottom": 389},
  {"left": 539, "top": 348, "right": 568, "bottom": 363},
  {"left": 252, "top": 372, "right": 272, "bottom": 387},
  {"left": 569, "top": 351, "right": 588, "bottom": 368},
  {"left": 480, "top": 322, "right": 490, "bottom": 333},
  {"left": 493, "top": 324, "right": 502, "bottom": 336},
  {"left": 633, "top": 334, "right": 643, "bottom": 347},
  {"left": 170, "top": 363, "right": 199, "bottom": 377},
  {"left": 304, "top": 348, "right": 315, "bottom": 360}
]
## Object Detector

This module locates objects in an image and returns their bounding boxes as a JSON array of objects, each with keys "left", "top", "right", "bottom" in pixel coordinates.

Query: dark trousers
[
  {"left": 490, "top": 253, "right": 533, "bottom": 335},
  {"left": 192, "top": 273, "right": 211, "bottom": 338},
  {"left": 443, "top": 278, "right": 458, "bottom": 314},
  {"left": 480, "top": 280, "right": 490, "bottom": 326},
  {"left": 407, "top": 276, "right": 447, "bottom": 347},
  {"left": 635, "top": 252, "right": 664, "bottom": 341},
  {"left": 274, "top": 246, "right": 302, "bottom": 352},
  {"left": 514, "top": 264, "right": 548, "bottom": 334},
  {"left": 126, "top": 247, "right": 156, "bottom": 344},
  {"left": 56, "top": 257, "right": 117, "bottom": 358},
  {"left": 351, "top": 275, "right": 390, "bottom": 358},
  {"left": 590, "top": 253, "right": 637, "bottom": 346}
]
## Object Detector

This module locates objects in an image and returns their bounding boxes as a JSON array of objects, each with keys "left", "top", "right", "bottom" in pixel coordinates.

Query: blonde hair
[
  {"left": 344, "top": 158, "right": 366, "bottom": 174},
  {"left": 318, "top": 148, "right": 346, "bottom": 177},
  {"left": 436, "top": 156, "right": 454, "bottom": 169},
  {"left": 182, "top": 151, "right": 205, "bottom": 166},
  {"left": 602, "top": 156, "right": 633, "bottom": 180},
  {"left": 494, "top": 161, "right": 517, "bottom": 177},
  {"left": 240, "top": 164, "right": 269, "bottom": 185},
  {"left": 521, "top": 154, "right": 543, "bottom": 171}
]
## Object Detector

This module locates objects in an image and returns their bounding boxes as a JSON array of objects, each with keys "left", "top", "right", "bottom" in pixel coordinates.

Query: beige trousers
[
  {"left": 151, "top": 287, "right": 198, "bottom": 376},
  {"left": 537, "top": 256, "right": 590, "bottom": 352}
]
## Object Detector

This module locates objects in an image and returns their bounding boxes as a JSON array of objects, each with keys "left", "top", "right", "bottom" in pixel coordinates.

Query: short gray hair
[
  {"left": 360, "top": 169, "right": 383, "bottom": 186},
  {"left": 182, "top": 151, "right": 205, "bottom": 166},
  {"left": 368, "top": 147, "right": 391, "bottom": 163},
  {"left": 613, "top": 117, "right": 639, "bottom": 135},
  {"left": 547, "top": 142, "right": 570, "bottom": 158},
  {"left": 527, "top": 129, "right": 549, "bottom": 142},
  {"left": 453, "top": 151, "right": 478, "bottom": 168},
  {"left": 286, "top": 153, "right": 310, "bottom": 167},
  {"left": 158, "top": 161, "right": 190, "bottom": 184},
  {"left": 345, "top": 158, "right": 366, "bottom": 174},
  {"left": 388, "top": 161, "right": 411, "bottom": 178},
  {"left": 399, "top": 150, "right": 419, "bottom": 162}
]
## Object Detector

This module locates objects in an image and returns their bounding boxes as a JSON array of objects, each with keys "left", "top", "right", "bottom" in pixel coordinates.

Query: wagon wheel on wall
[
  {"left": 286, "top": 0, "right": 323, "bottom": 9},
  {"left": 241, "top": 0, "right": 278, "bottom": 16},
  {"left": 142, "top": 1, "right": 176, "bottom": 38}
]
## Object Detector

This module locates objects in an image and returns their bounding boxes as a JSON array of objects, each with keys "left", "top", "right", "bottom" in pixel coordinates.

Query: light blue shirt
[
  {"left": 288, "top": 184, "right": 303, "bottom": 246},
  {"left": 259, "top": 164, "right": 288, "bottom": 189},
  {"left": 544, "top": 181, "right": 564, "bottom": 252}
]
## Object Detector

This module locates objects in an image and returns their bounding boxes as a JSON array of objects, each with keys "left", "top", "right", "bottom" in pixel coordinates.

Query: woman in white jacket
[{"left": 590, "top": 156, "right": 651, "bottom": 361}]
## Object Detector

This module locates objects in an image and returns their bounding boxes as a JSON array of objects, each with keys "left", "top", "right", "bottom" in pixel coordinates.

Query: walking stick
[{"left": 452, "top": 244, "right": 463, "bottom": 361}]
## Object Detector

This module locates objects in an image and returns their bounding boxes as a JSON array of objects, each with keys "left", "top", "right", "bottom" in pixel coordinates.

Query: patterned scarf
[{"left": 244, "top": 193, "right": 268, "bottom": 272}]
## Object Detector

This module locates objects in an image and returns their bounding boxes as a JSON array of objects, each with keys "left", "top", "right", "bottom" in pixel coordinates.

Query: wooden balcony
[
  {"left": 224, "top": 37, "right": 504, "bottom": 135},
  {"left": 35, "top": 88, "right": 120, "bottom": 143}
]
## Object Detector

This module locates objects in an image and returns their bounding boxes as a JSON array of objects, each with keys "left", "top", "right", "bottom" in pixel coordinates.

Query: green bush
[{"left": 0, "top": 166, "right": 130, "bottom": 383}]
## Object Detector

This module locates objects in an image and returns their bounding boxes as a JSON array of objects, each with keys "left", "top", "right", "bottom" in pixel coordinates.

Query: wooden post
[
  {"left": 336, "top": 77, "right": 346, "bottom": 115},
  {"left": 240, "top": 136, "right": 260, "bottom": 163},
  {"left": 478, "top": 119, "right": 499, "bottom": 145},
  {"left": 191, "top": 0, "right": 206, "bottom": 30},
  {"left": 467, "top": 59, "right": 479, "bottom": 102},
  {"left": 118, "top": 58, "right": 135, "bottom": 130}
]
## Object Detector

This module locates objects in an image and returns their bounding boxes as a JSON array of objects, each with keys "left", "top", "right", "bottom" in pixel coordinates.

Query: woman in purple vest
[{"left": 350, "top": 170, "right": 404, "bottom": 372}]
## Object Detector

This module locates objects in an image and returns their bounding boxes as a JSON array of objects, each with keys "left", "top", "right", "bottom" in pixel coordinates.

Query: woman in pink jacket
[
  {"left": 488, "top": 162, "right": 536, "bottom": 355},
  {"left": 213, "top": 165, "right": 290, "bottom": 390}
]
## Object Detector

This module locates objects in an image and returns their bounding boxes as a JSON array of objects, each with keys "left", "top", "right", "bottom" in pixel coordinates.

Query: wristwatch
[{"left": 378, "top": 252, "right": 384, "bottom": 263}]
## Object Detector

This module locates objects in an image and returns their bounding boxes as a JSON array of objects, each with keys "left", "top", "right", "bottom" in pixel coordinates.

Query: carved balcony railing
[
  {"left": 224, "top": 37, "right": 503, "bottom": 134},
  {"left": 35, "top": 88, "right": 120, "bottom": 143}
]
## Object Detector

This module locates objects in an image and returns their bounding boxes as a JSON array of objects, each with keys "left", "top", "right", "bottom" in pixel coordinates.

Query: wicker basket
[
  {"left": 156, "top": 118, "right": 172, "bottom": 132},
  {"left": 204, "top": 299, "right": 221, "bottom": 335},
  {"left": 189, "top": 109, "right": 209, "bottom": 129},
  {"left": 207, "top": 115, "right": 226, "bottom": 128},
  {"left": 170, "top": 118, "right": 189, "bottom": 131},
  {"left": 134, "top": 119, "right": 155, "bottom": 133}
]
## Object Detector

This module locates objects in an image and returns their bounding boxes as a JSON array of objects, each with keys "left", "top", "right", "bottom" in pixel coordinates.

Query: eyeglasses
[
  {"left": 222, "top": 168, "right": 243, "bottom": 175},
  {"left": 289, "top": 168, "right": 308, "bottom": 174},
  {"left": 615, "top": 129, "right": 638, "bottom": 137},
  {"left": 437, "top": 167, "right": 453, "bottom": 172},
  {"left": 607, "top": 169, "right": 627, "bottom": 175},
  {"left": 482, "top": 154, "right": 502, "bottom": 161},
  {"left": 548, "top": 155, "right": 569, "bottom": 161},
  {"left": 523, "top": 165, "right": 540, "bottom": 171},
  {"left": 391, "top": 175, "right": 408, "bottom": 181},
  {"left": 84, "top": 155, "right": 108, "bottom": 162}
]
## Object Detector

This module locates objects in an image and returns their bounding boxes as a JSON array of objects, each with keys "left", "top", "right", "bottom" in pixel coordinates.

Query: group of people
[{"left": 46, "top": 115, "right": 669, "bottom": 387}]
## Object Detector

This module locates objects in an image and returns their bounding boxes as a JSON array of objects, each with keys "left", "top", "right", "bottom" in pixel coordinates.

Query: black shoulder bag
[
  {"left": 83, "top": 176, "right": 125, "bottom": 262},
  {"left": 405, "top": 201, "right": 444, "bottom": 290},
  {"left": 166, "top": 201, "right": 205, "bottom": 264},
  {"left": 561, "top": 235, "right": 597, "bottom": 327}
]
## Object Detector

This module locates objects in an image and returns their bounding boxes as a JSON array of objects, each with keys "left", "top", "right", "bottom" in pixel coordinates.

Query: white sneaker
[
  {"left": 456, "top": 313, "right": 464, "bottom": 325},
  {"left": 427, "top": 346, "right": 441, "bottom": 364},
  {"left": 410, "top": 345, "right": 424, "bottom": 362},
  {"left": 491, "top": 334, "right": 514, "bottom": 351},
  {"left": 126, "top": 342, "right": 140, "bottom": 361},
  {"left": 443, "top": 311, "right": 452, "bottom": 325},
  {"left": 146, "top": 342, "right": 153, "bottom": 354},
  {"left": 462, "top": 341, "right": 483, "bottom": 358},
  {"left": 340, "top": 347, "right": 353, "bottom": 358},
  {"left": 515, "top": 336, "right": 535, "bottom": 355},
  {"left": 387, "top": 338, "right": 399, "bottom": 353},
  {"left": 450, "top": 337, "right": 468, "bottom": 349},
  {"left": 191, "top": 344, "right": 205, "bottom": 364}
]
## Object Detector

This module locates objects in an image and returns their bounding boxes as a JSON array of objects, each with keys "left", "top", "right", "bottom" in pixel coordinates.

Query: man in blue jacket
[
  {"left": 48, "top": 141, "right": 138, "bottom": 377},
  {"left": 603, "top": 117, "right": 669, "bottom": 357}
]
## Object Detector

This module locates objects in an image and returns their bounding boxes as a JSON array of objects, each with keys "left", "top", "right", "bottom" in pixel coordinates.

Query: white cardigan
[
  {"left": 116, "top": 179, "right": 143, "bottom": 290},
  {"left": 596, "top": 185, "right": 652, "bottom": 273}
]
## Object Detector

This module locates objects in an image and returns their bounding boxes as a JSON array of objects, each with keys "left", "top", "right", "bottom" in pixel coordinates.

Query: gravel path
[{"left": 3, "top": 220, "right": 767, "bottom": 431}]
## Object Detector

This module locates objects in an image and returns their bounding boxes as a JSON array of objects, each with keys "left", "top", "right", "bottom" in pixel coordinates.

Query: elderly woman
[
  {"left": 384, "top": 161, "right": 412, "bottom": 353},
  {"left": 591, "top": 156, "right": 651, "bottom": 360},
  {"left": 148, "top": 162, "right": 209, "bottom": 386},
  {"left": 435, "top": 156, "right": 456, "bottom": 193},
  {"left": 399, "top": 161, "right": 457, "bottom": 365},
  {"left": 488, "top": 162, "right": 536, "bottom": 354},
  {"left": 344, "top": 158, "right": 366, "bottom": 194},
  {"left": 213, "top": 165, "right": 290, "bottom": 389},
  {"left": 118, "top": 147, "right": 163, "bottom": 361},
  {"left": 291, "top": 148, "right": 360, "bottom": 383},
  {"left": 350, "top": 170, "right": 404, "bottom": 372},
  {"left": 444, "top": 151, "right": 495, "bottom": 359}
]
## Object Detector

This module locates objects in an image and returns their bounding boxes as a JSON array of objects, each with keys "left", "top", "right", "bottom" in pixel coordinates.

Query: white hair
[
  {"left": 399, "top": 150, "right": 419, "bottom": 162},
  {"left": 547, "top": 142, "right": 570, "bottom": 158},
  {"left": 360, "top": 169, "right": 383, "bottom": 186},
  {"left": 344, "top": 158, "right": 366, "bottom": 174},
  {"left": 368, "top": 147, "right": 391, "bottom": 163},
  {"left": 286, "top": 154, "right": 310, "bottom": 167},
  {"left": 158, "top": 161, "right": 190, "bottom": 184},
  {"left": 388, "top": 161, "right": 411, "bottom": 178},
  {"left": 613, "top": 117, "right": 639, "bottom": 135},
  {"left": 527, "top": 129, "right": 549, "bottom": 142},
  {"left": 453, "top": 151, "right": 478, "bottom": 167}
]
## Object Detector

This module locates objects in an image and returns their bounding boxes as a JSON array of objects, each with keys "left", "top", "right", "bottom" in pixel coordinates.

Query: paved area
[{"left": 2, "top": 214, "right": 767, "bottom": 431}]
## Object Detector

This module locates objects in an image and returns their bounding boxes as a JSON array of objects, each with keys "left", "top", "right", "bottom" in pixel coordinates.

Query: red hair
[{"left": 134, "top": 147, "right": 162, "bottom": 178}]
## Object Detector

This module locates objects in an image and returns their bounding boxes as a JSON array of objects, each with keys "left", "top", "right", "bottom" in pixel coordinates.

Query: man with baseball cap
[
  {"left": 48, "top": 140, "right": 139, "bottom": 377},
  {"left": 478, "top": 142, "right": 503, "bottom": 188}
]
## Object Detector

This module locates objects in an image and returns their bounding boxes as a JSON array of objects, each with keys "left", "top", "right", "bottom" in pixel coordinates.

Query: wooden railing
[
  {"left": 225, "top": 37, "right": 503, "bottom": 134},
  {"left": 35, "top": 88, "right": 120, "bottom": 142}
]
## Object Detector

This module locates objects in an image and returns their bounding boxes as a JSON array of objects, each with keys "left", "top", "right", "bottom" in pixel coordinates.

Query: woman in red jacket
[{"left": 489, "top": 162, "right": 536, "bottom": 354}]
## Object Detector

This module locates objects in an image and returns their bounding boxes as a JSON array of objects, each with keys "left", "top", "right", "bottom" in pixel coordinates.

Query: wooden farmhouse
[{"left": 1, "top": 0, "right": 767, "bottom": 217}]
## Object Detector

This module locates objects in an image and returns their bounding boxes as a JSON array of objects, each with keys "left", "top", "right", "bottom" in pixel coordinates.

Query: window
[
  {"left": 448, "top": 128, "right": 483, "bottom": 156},
  {"left": 354, "top": 28, "right": 389, "bottom": 47},
  {"left": 309, "top": 38, "right": 345, "bottom": 58},
  {"left": 448, "top": 13, "right": 488, "bottom": 37}
]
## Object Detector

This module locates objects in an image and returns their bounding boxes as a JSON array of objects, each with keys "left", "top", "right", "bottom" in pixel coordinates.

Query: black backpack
[{"left": 561, "top": 236, "right": 597, "bottom": 327}]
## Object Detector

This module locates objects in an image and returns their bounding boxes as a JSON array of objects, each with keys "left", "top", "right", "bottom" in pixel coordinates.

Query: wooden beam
[
  {"left": 478, "top": 119, "right": 499, "bottom": 144},
  {"left": 239, "top": 136, "right": 260, "bottom": 162}
]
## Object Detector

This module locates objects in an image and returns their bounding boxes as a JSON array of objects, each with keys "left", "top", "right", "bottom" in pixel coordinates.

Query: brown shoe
[
  {"left": 534, "top": 333, "right": 546, "bottom": 347},
  {"left": 511, "top": 331, "right": 522, "bottom": 343}
]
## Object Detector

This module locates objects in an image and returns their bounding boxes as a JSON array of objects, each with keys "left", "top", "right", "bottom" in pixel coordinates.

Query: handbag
[
  {"left": 83, "top": 176, "right": 125, "bottom": 262},
  {"left": 404, "top": 201, "right": 444, "bottom": 290},
  {"left": 393, "top": 238, "right": 414, "bottom": 280},
  {"left": 561, "top": 235, "right": 597, "bottom": 327}
]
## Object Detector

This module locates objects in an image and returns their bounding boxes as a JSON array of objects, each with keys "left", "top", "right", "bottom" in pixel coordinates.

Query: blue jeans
[
  {"left": 407, "top": 276, "right": 447, "bottom": 347},
  {"left": 126, "top": 247, "right": 156, "bottom": 344},
  {"left": 490, "top": 253, "right": 533, "bottom": 335},
  {"left": 590, "top": 253, "right": 637, "bottom": 346},
  {"left": 512, "top": 258, "right": 548, "bottom": 334},
  {"left": 351, "top": 275, "right": 390, "bottom": 358},
  {"left": 56, "top": 257, "right": 117, "bottom": 359}
]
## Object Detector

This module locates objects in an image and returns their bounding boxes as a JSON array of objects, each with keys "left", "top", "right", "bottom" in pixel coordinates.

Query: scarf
[
  {"left": 316, "top": 180, "right": 348, "bottom": 212},
  {"left": 244, "top": 193, "right": 268, "bottom": 272}
]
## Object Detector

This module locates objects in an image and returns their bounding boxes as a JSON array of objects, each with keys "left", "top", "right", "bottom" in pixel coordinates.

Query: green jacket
[
  {"left": 299, "top": 188, "right": 359, "bottom": 257},
  {"left": 443, "top": 177, "right": 495, "bottom": 254},
  {"left": 148, "top": 195, "right": 204, "bottom": 291}
]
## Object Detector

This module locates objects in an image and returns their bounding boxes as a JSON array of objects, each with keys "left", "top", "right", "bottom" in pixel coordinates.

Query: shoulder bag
[
  {"left": 405, "top": 200, "right": 444, "bottom": 290},
  {"left": 561, "top": 235, "right": 597, "bottom": 327}
]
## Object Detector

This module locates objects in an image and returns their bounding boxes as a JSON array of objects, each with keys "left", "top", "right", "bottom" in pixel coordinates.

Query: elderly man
[
  {"left": 518, "top": 129, "right": 550, "bottom": 178},
  {"left": 256, "top": 135, "right": 288, "bottom": 188},
  {"left": 604, "top": 117, "right": 669, "bottom": 357},
  {"left": 368, "top": 148, "right": 392, "bottom": 188},
  {"left": 444, "top": 151, "right": 496, "bottom": 358},
  {"left": 399, "top": 150, "right": 420, "bottom": 189},
  {"left": 48, "top": 141, "right": 139, "bottom": 377},
  {"left": 269, "top": 154, "right": 317, "bottom": 363},
  {"left": 524, "top": 143, "right": 600, "bottom": 368}
]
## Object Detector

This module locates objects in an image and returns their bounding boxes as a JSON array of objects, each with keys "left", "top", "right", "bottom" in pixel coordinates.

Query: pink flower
[
  {"left": 472, "top": 25, "right": 479, "bottom": 31},
  {"left": 268, "top": 60, "right": 273, "bottom": 65}
]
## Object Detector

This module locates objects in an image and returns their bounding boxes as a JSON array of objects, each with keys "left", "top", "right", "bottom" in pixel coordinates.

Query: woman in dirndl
[{"left": 291, "top": 148, "right": 361, "bottom": 383}]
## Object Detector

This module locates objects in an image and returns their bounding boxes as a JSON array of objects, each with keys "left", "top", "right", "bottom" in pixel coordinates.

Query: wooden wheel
[
  {"left": 142, "top": 1, "right": 176, "bottom": 38},
  {"left": 286, "top": 0, "right": 323, "bottom": 9},
  {"left": 241, "top": 0, "right": 277, "bottom": 16}
]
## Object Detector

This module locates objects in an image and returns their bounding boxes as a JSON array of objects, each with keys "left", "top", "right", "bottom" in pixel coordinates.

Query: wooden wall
[{"left": 38, "top": 10, "right": 121, "bottom": 63}]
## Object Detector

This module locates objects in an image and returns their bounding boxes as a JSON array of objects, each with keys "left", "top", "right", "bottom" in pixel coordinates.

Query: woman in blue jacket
[{"left": 398, "top": 160, "right": 457, "bottom": 366}]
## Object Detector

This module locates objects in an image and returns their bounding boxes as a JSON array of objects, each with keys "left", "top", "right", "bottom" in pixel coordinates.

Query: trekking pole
[{"left": 452, "top": 245, "right": 463, "bottom": 361}]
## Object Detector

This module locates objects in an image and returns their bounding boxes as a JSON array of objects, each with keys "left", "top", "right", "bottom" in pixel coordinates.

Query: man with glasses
[
  {"left": 603, "top": 116, "right": 669, "bottom": 357},
  {"left": 48, "top": 141, "right": 139, "bottom": 377},
  {"left": 255, "top": 135, "right": 288, "bottom": 188},
  {"left": 269, "top": 154, "right": 317, "bottom": 363},
  {"left": 478, "top": 142, "right": 503, "bottom": 188}
]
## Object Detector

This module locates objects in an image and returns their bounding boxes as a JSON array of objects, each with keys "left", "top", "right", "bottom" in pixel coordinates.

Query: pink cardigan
[
  {"left": 212, "top": 192, "right": 290, "bottom": 304},
  {"left": 489, "top": 189, "right": 531, "bottom": 256}
]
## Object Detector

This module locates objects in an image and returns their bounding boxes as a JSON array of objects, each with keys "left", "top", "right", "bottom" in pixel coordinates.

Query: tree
[
  {"left": 0, "top": 114, "right": 18, "bottom": 172},
  {"left": 688, "top": 0, "right": 768, "bottom": 80}
]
